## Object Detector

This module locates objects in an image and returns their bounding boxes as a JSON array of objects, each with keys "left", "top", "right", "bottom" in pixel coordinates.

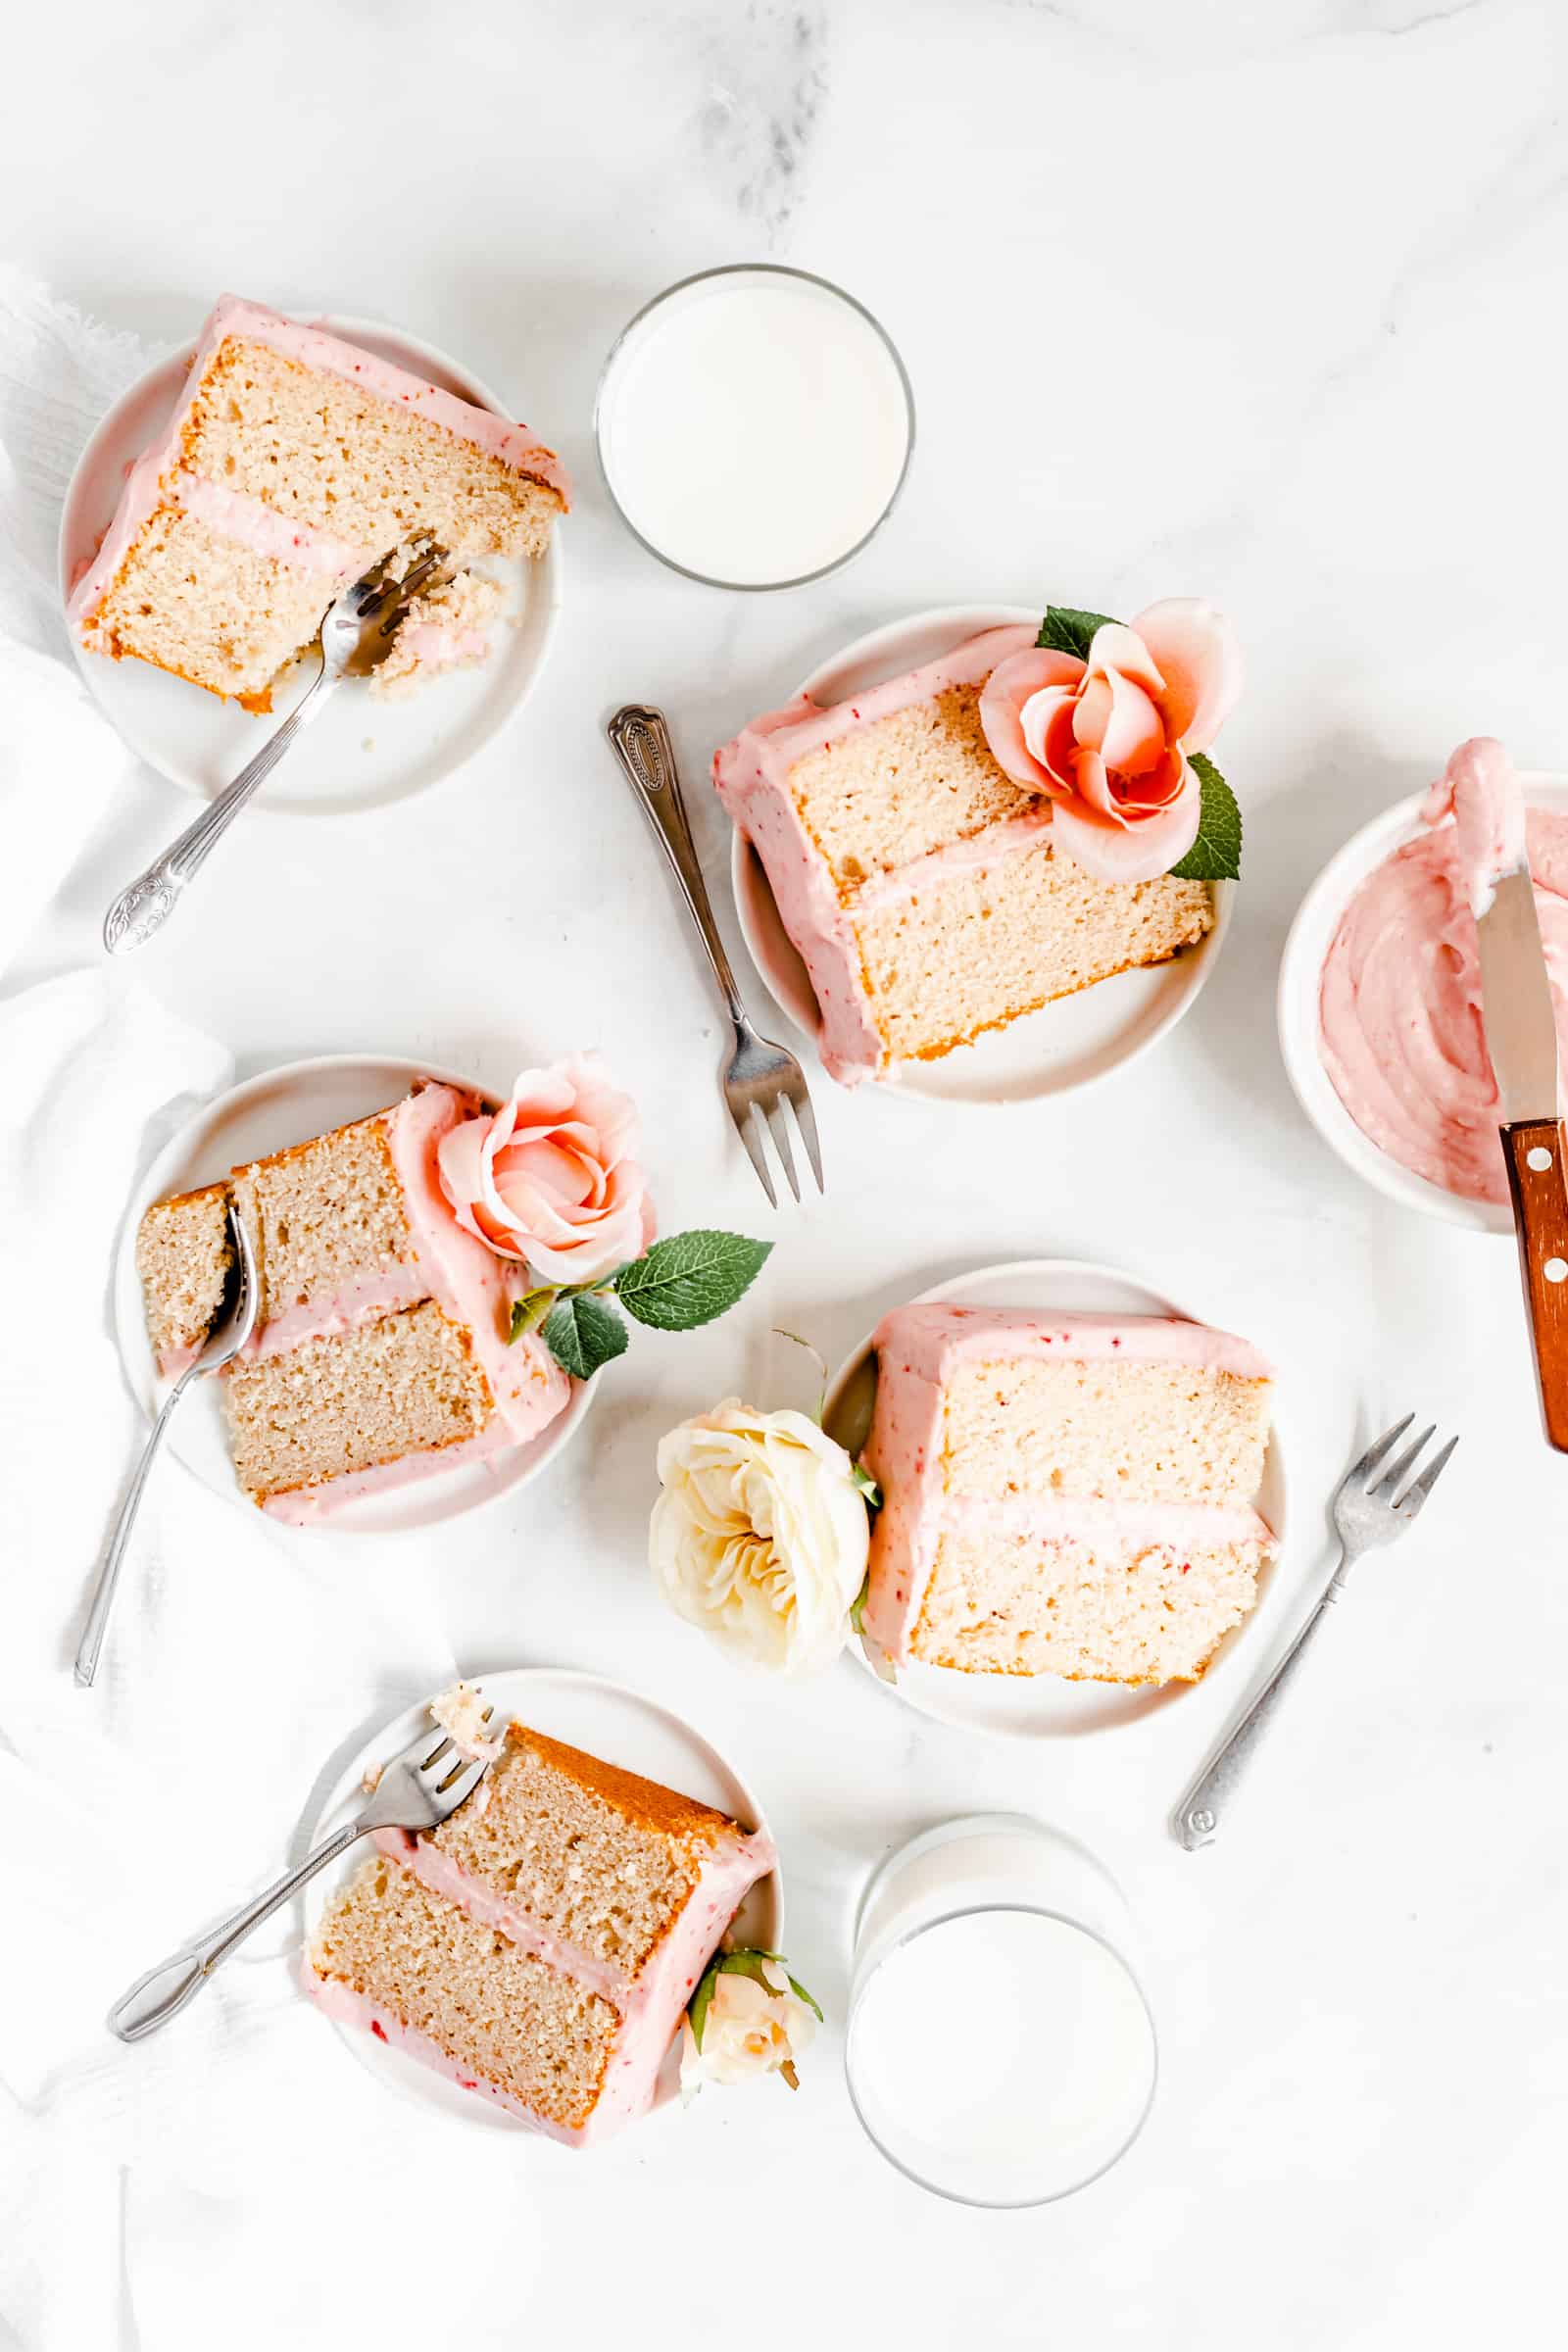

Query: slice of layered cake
[
  {"left": 135, "top": 1082, "right": 570, "bottom": 1521},
  {"left": 861, "top": 1304, "right": 1275, "bottom": 1683},
  {"left": 69, "top": 294, "right": 567, "bottom": 710},
  {"left": 713, "top": 626, "right": 1214, "bottom": 1084},
  {"left": 307, "top": 1719, "right": 776, "bottom": 2145}
]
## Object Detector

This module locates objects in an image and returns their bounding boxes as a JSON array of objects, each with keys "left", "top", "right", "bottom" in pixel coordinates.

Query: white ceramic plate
[
  {"left": 300, "top": 1667, "right": 784, "bottom": 2135},
  {"left": 59, "top": 313, "right": 563, "bottom": 815},
  {"left": 112, "top": 1053, "right": 593, "bottom": 1534},
  {"left": 1277, "top": 772, "right": 1568, "bottom": 1235},
  {"left": 729, "top": 605, "right": 1234, "bottom": 1106},
  {"left": 822, "top": 1256, "right": 1288, "bottom": 1740}
]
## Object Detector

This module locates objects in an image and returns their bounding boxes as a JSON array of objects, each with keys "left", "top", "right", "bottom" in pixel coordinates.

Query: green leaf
[
  {"left": 688, "top": 1955, "right": 720, "bottom": 2052},
  {"left": 1037, "top": 605, "right": 1119, "bottom": 662},
  {"left": 848, "top": 1573, "right": 871, "bottom": 1635},
  {"left": 1167, "top": 752, "right": 1243, "bottom": 881},
  {"left": 542, "top": 1291, "right": 629, "bottom": 1381},
  {"left": 614, "top": 1229, "right": 772, "bottom": 1332},
  {"left": 508, "top": 1288, "right": 558, "bottom": 1345},
  {"left": 851, "top": 1464, "right": 882, "bottom": 1511}
]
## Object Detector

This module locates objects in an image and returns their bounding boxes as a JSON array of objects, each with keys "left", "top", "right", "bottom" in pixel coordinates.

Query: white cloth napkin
[
  {"left": 0, "top": 268, "right": 165, "bottom": 975},
  {"left": 0, "top": 973, "right": 506, "bottom": 2348}
]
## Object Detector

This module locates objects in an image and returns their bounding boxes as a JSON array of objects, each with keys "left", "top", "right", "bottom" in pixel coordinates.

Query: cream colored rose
[
  {"left": 679, "top": 1960, "right": 817, "bottom": 2096},
  {"left": 651, "top": 1400, "right": 870, "bottom": 1677}
]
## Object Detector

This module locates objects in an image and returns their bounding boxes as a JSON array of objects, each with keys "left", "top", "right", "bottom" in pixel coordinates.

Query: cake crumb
[{"left": 430, "top": 1680, "right": 505, "bottom": 1762}]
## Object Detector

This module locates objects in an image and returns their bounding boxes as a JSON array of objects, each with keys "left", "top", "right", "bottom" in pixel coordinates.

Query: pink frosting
[
  {"left": 712, "top": 625, "right": 1039, "bottom": 1085},
  {"left": 70, "top": 292, "right": 568, "bottom": 641},
  {"left": 860, "top": 1303, "right": 1275, "bottom": 1664},
  {"left": 1320, "top": 753, "right": 1568, "bottom": 1203},
  {"left": 305, "top": 1800, "right": 777, "bottom": 2146}
]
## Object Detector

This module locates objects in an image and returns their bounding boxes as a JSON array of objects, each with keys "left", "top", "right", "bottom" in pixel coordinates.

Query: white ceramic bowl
[
  {"left": 301, "top": 1667, "right": 783, "bottom": 2135},
  {"left": 113, "top": 1053, "right": 594, "bottom": 1533},
  {"left": 59, "top": 311, "right": 563, "bottom": 815},
  {"left": 729, "top": 605, "right": 1234, "bottom": 1107},
  {"left": 821, "top": 1255, "right": 1288, "bottom": 1740},
  {"left": 1277, "top": 771, "right": 1568, "bottom": 1235}
]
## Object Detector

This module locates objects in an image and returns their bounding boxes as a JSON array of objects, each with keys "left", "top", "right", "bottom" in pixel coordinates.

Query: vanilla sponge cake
[
  {"left": 135, "top": 1082, "right": 569, "bottom": 1521},
  {"left": 861, "top": 1304, "right": 1275, "bottom": 1682},
  {"left": 712, "top": 626, "right": 1214, "bottom": 1085},
  {"left": 307, "top": 1721, "right": 776, "bottom": 2145},
  {"left": 69, "top": 295, "right": 567, "bottom": 710}
]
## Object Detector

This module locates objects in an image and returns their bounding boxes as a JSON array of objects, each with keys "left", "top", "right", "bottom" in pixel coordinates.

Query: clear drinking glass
[
  {"left": 594, "top": 263, "right": 915, "bottom": 591},
  {"left": 845, "top": 1815, "right": 1158, "bottom": 2207}
]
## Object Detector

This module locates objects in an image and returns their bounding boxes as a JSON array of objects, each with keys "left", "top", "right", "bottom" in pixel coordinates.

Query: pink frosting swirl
[
  {"left": 978, "top": 598, "right": 1242, "bottom": 883},
  {"left": 436, "top": 1054, "right": 655, "bottom": 1283}
]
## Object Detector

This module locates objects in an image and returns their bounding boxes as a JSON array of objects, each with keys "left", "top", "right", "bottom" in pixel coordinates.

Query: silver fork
[
  {"left": 75, "top": 1201, "right": 260, "bottom": 1690},
  {"left": 1172, "top": 1415, "right": 1459, "bottom": 1850},
  {"left": 109, "top": 1708, "right": 495, "bottom": 2041},
  {"left": 103, "top": 535, "right": 448, "bottom": 954},
  {"left": 607, "top": 703, "right": 822, "bottom": 1207}
]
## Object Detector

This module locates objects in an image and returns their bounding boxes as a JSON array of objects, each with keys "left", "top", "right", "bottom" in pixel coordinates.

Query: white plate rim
[
  {"left": 823, "top": 1253, "right": 1290, "bottom": 1742},
  {"left": 727, "top": 602, "right": 1235, "bottom": 1107},
  {"left": 1276, "top": 770, "right": 1568, "bottom": 1236},
  {"left": 58, "top": 307, "right": 564, "bottom": 813},
  {"left": 111, "top": 1050, "right": 595, "bottom": 1536},
  {"left": 299, "top": 1664, "right": 785, "bottom": 2137}
]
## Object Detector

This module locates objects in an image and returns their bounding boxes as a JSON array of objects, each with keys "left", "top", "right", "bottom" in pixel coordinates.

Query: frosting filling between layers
[
  {"left": 306, "top": 1812, "right": 777, "bottom": 2145},
  {"left": 712, "top": 625, "right": 1041, "bottom": 1083},
  {"left": 861, "top": 1305, "right": 1276, "bottom": 1664}
]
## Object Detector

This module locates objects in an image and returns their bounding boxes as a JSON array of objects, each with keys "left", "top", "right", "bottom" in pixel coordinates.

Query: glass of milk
[
  {"left": 595, "top": 264, "right": 914, "bottom": 590},
  {"left": 845, "top": 1815, "right": 1158, "bottom": 2206}
]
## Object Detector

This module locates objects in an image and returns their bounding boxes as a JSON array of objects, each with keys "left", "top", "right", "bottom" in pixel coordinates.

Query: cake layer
[
  {"left": 852, "top": 830, "right": 1212, "bottom": 1066},
  {"left": 910, "top": 1526, "right": 1270, "bottom": 1681},
  {"left": 223, "top": 1298, "right": 495, "bottom": 1502},
  {"left": 713, "top": 624, "right": 1214, "bottom": 1083},
  {"left": 136, "top": 1181, "right": 233, "bottom": 1366},
  {"left": 416, "top": 1722, "right": 774, "bottom": 1985},
  {"left": 309, "top": 1850, "right": 620, "bottom": 2140},
  {"left": 862, "top": 1303, "right": 1276, "bottom": 1678},
  {"left": 87, "top": 503, "right": 334, "bottom": 705}
]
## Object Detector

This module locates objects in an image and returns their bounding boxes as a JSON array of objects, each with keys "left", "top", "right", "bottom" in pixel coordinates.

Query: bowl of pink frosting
[{"left": 1277, "top": 762, "right": 1568, "bottom": 1233}]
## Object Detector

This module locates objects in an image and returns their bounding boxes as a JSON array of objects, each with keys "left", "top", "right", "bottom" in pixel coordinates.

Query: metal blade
[{"left": 1475, "top": 866, "right": 1562, "bottom": 1123}]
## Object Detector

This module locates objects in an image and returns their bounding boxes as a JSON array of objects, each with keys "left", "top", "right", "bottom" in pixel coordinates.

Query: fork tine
[
  {"left": 764, "top": 1099, "right": 801, "bottom": 1203},
  {"left": 1396, "top": 1433, "right": 1458, "bottom": 1514},
  {"left": 416, "top": 1734, "right": 455, "bottom": 1775},
  {"left": 731, "top": 1100, "right": 777, "bottom": 1207},
  {"left": 786, "top": 1081, "right": 824, "bottom": 1194},
  {"left": 434, "top": 1755, "right": 488, "bottom": 1807},
  {"left": 1346, "top": 1414, "right": 1413, "bottom": 1490},
  {"left": 1371, "top": 1424, "right": 1436, "bottom": 1501}
]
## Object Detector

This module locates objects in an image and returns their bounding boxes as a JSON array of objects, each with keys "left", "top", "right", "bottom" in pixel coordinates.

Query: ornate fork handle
[
  {"left": 606, "top": 705, "right": 750, "bottom": 1031},
  {"left": 104, "top": 664, "right": 334, "bottom": 953},
  {"left": 1171, "top": 1544, "right": 1356, "bottom": 1849}
]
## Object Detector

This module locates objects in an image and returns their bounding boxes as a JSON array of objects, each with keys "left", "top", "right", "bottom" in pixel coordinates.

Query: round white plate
[
  {"left": 822, "top": 1256, "right": 1288, "bottom": 1740},
  {"left": 1278, "top": 771, "right": 1568, "bottom": 1235},
  {"left": 301, "top": 1666, "right": 784, "bottom": 2135},
  {"left": 112, "top": 1053, "right": 593, "bottom": 1534},
  {"left": 730, "top": 605, "right": 1234, "bottom": 1106},
  {"left": 59, "top": 312, "right": 563, "bottom": 815}
]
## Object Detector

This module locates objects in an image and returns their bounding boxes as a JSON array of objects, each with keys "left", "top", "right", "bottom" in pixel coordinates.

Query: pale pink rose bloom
[
  {"left": 978, "top": 598, "right": 1243, "bottom": 884},
  {"left": 436, "top": 1054, "right": 655, "bottom": 1284}
]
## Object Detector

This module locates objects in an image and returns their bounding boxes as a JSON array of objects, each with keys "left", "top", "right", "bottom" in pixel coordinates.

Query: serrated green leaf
[
  {"left": 614, "top": 1229, "right": 772, "bottom": 1332},
  {"left": 508, "top": 1288, "right": 558, "bottom": 1345},
  {"left": 851, "top": 1465, "right": 882, "bottom": 1511},
  {"left": 688, "top": 1955, "right": 720, "bottom": 2051},
  {"left": 1167, "top": 752, "right": 1243, "bottom": 882},
  {"left": 542, "top": 1290, "right": 629, "bottom": 1381},
  {"left": 1037, "top": 605, "right": 1120, "bottom": 662},
  {"left": 848, "top": 1573, "right": 871, "bottom": 1635}
]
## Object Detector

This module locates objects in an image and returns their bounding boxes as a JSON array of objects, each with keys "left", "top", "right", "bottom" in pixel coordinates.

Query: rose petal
[
  {"left": 979, "top": 649, "right": 1084, "bottom": 789},
  {"left": 1130, "top": 598, "right": 1242, "bottom": 754},
  {"left": 1052, "top": 761, "right": 1202, "bottom": 882}
]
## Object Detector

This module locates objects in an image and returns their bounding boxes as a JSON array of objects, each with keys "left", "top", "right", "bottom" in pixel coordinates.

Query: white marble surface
[{"left": 6, "top": 0, "right": 1568, "bottom": 2344}]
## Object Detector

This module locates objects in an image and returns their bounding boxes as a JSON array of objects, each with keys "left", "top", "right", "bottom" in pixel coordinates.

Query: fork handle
[
  {"left": 109, "top": 1818, "right": 367, "bottom": 2042},
  {"left": 74, "top": 1367, "right": 195, "bottom": 1689},
  {"left": 1171, "top": 1546, "right": 1353, "bottom": 1850},
  {"left": 103, "top": 660, "right": 336, "bottom": 954},
  {"left": 606, "top": 705, "right": 749, "bottom": 1029}
]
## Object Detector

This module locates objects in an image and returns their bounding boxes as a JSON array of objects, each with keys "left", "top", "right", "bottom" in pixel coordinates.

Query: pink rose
[
  {"left": 437, "top": 1054, "right": 655, "bottom": 1284},
  {"left": 978, "top": 599, "right": 1242, "bottom": 884}
]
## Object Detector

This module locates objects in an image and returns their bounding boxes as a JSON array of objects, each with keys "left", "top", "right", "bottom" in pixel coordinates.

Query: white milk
[
  {"left": 848, "top": 1911, "right": 1156, "bottom": 2206},
  {"left": 597, "top": 269, "right": 911, "bottom": 587}
]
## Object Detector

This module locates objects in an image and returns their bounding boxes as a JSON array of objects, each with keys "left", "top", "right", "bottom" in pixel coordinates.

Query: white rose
[
  {"left": 679, "top": 1960, "right": 817, "bottom": 2097},
  {"left": 651, "top": 1400, "right": 870, "bottom": 1676}
]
